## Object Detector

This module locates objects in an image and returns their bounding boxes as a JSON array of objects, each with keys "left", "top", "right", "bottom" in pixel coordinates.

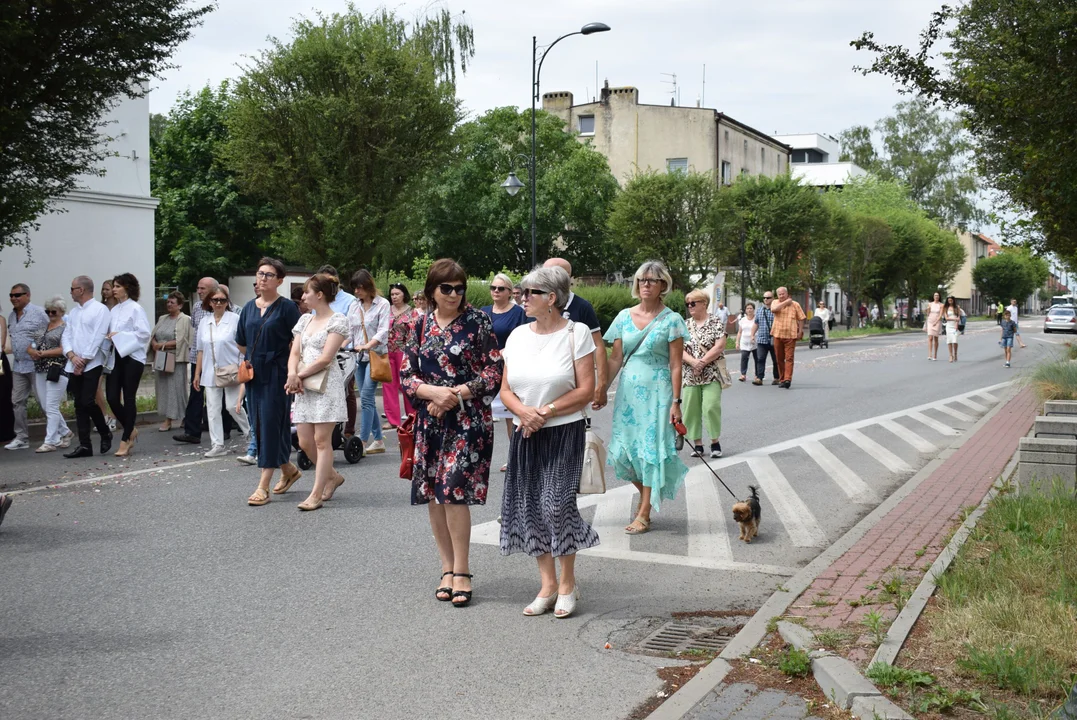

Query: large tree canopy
[
  {"left": 972, "top": 250, "right": 1050, "bottom": 306},
  {"left": 417, "top": 107, "right": 619, "bottom": 276},
  {"left": 0, "top": 0, "right": 212, "bottom": 258},
  {"left": 852, "top": 0, "right": 1077, "bottom": 261},
  {"left": 225, "top": 5, "right": 473, "bottom": 270}
]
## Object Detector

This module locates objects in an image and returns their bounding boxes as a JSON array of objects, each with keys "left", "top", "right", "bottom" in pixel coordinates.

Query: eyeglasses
[
  {"left": 70, "top": 287, "right": 82, "bottom": 293},
  {"left": 490, "top": 286, "right": 510, "bottom": 293},
  {"left": 638, "top": 278, "right": 662, "bottom": 286},
  {"left": 686, "top": 301, "right": 703, "bottom": 308},
  {"left": 438, "top": 283, "right": 467, "bottom": 296},
  {"left": 8, "top": 292, "right": 26, "bottom": 298},
  {"left": 521, "top": 289, "right": 548, "bottom": 299},
  {"left": 256, "top": 271, "right": 278, "bottom": 279},
  {"left": 210, "top": 297, "right": 228, "bottom": 304}
]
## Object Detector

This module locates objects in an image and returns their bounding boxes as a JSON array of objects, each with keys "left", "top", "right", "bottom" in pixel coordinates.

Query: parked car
[{"left": 1044, "top": 305, "right": 1077, "bottom": 333}]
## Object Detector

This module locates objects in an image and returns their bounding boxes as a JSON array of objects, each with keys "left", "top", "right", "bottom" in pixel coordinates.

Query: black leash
[{"left": 690, "top": 450, "right": 740, "bottom": 499}]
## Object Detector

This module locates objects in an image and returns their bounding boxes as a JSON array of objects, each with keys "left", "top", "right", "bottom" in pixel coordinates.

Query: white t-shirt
[
  {"left": 737, "top": 315, "right": 757, "bottom": 351},
  {"left": 502, "top": 321, "right": 596, "bottom": 428},
  {"left": 1006, "top": 304, "right": 1018, "bottom": 321}
]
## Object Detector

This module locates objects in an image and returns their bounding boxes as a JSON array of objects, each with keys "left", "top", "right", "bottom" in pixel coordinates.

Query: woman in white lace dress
[{"left": 285, "top": 273, "right": 349, "bottom": 511}]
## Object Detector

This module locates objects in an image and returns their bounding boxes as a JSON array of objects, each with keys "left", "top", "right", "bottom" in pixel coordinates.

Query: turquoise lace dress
[{"left": 604, "top": 307, "right": 690, "bottom": 511}]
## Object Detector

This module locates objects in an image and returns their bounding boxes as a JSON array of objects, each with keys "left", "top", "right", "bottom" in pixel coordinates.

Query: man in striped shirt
[{"left": 753, "top": 292, "right": 779, "bottom": 386}]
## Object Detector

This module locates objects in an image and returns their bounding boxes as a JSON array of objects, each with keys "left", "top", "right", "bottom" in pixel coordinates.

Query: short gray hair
[
  {"left": 632, "top": 260, "right": 673, "bottom": 299},
  {"left": 73, "top": 275, "right": 94, "bottom": 293},
  {"left": 44, "top": 295, "right": 66, "bottom": 314},
  {"left": 10, "top": 283, "right": 29, "bottom": 294},
  {"left": 520, "top": 266, "right": 571, "bottom": 311}
]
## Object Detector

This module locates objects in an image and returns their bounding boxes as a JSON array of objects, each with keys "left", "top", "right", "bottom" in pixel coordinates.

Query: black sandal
[
  {"left": 436, "top": 571, "right": 453, "bottom": 602},
  {"left": 451, "top": 573, "right": 473, "bottom": 607}
]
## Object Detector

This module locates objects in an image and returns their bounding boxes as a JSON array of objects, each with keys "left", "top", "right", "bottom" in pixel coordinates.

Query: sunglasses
[
  {"left": 210, "top": 297, "right": 229, "bottom": 304},
  {"left": 438, "top": 283, "right": 467, "bottom": 296},
  {"left": 46, "top": 310, "right": 60, "bottom": 316},
  {"left": 686, "top": 301, "right": 703, "bottom": 308},
  {"left": 490, "top": 285, "right": 510, "bottom": 293},
  {"left": 521, "top": 289, "right": 548, "bottom": 299},
  {"left": 763, "top": 296, "right": 773, "bottom": 300},
  {"left": 9, "top": 292, "right": 27, "bottom": 298}
]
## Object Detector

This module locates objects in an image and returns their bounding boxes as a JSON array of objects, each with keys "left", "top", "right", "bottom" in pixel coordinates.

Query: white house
[
  {"left": 773, "top": 133, "right": 868, "bottom": 189},
  {"left": 0, "top": 95, "right": 158, "bottom": 320}
]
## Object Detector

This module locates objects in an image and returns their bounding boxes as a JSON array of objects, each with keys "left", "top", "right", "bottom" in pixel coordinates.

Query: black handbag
[{"left": 46, "top": 363, "right": 62, "bottom": 383}]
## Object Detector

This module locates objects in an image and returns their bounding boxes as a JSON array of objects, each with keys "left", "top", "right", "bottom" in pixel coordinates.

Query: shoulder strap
[
  {"left": 623, "top": 307, "right": 670, "bottom": 366},
  {"left": 209, "top": 320, "right": 217, "bottom": 368}
]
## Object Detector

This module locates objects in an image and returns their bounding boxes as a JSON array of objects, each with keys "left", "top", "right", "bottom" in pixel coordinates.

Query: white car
[{"left": 1044, "top": 305, "right": 1077, "bottom": 333}]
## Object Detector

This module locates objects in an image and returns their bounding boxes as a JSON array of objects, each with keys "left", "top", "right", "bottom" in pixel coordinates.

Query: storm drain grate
[{"left": 636, "top": 621, "right": 740, "bottom": 654}]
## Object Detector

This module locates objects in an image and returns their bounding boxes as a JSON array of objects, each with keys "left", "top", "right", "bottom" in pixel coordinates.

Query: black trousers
[
  {"left": 740, "top": 349, "right": 753, "bottom": 377},
  {"left": 69, "top": 365, "right": 109, "bottom": 449},
  {"left": 106, "top": 355, "right": 144, "bottom": 441},
  {"left": 182, "top": 364, "right": 232, "bottom": 439},
  {"left": 755, "top": 343, "right": 778, "bottom": 380}
]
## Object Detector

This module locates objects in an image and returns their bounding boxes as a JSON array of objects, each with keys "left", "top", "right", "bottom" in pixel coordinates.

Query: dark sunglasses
[
  {"left": 9, "top": 292, "right": 26, "bottom": 298},
  {"left": 686, "top": 300, "right": 703, "bottom": 308},
  {"left": 210, "top": 297, "right": 229, "bottom": 304},
  {"left": 46, "top": 309, "right": 61, "bottom": 316},
  {"left": 438, "top": 283, "right": 467, "bottom": 296},
  {"left": 522, "top": 289, "right": 548, "bottom": 299},
  {"left": 490, "top": 285, "right": 510, "bottom": 293},
  {"left": 763, "top": 296, "right": 773, "bottom": 300},
  {"left": 390, "top": 283, "right": 407, "bottom": 291}
]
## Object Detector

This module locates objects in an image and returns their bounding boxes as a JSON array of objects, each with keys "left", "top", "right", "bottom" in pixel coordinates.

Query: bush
[
  {"left": 1028, "top": 358, "right": 1077, "bottom": 402},
  {"left": 575, "top": 285, "right": 685, "bottom": 333},
  {"left": 872, "top": 316, "right": 895, "bottom": 329}
]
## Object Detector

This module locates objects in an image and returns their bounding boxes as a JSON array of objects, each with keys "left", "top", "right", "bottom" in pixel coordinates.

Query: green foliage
[
  {"left": 866, "top": 663, "right": 936, "bottom": 692},
  {"left": 852, "top": 1, "right": 1077, "bottom": 263},
  {"left": 152, "top": 83, "right": 281, "bottom": 289},
  {"left": 777, "top": 647, "right": 811, "bottom": 677},
  {"left": 607, "top": 170, "right": 717, "bottom": 290},
  {"left": 862, "top": 609, "right": 889, "bottom": 645},
  {"left": 418, "top": 107, "right": 619, "bottom": 276},
  {"left": 0, "top": 0, "right": 213, "bottom": 256},
  {"left": 838, "top": 98, "right": 984, "bottom": 229},
  {"left": 225, "top": 5, "right": 473, "bottom": 271},
  {"left": 958, "top": 646, "right": 1064, "bottom": 697},
  {"left": 1028, "top": 358, "right": 1077, "bottom": 403},
  {"left": 972, "top": 250, "right": 1050, "bottom": 306}
]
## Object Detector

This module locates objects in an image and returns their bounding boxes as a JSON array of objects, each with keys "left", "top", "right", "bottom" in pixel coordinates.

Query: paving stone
[
  {"left": 727, "top": 689, "right": 796, "bottom": 720},
  {"left": 778, "top": 621, "right": 815, "bottom": 652},
  {"left": 684, "top": 682, "right": 755, "bottom": 720}
]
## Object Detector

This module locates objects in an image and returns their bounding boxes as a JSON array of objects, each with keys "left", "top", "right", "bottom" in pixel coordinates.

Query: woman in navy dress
[
  {"left": 481, "top": 272, "right": 528, "bottom": 471},
  {"left": 238, "top": 257, "right": 303, "bottom": 506},
  {"left": 401, "top": 259, "right": 503, "bottom": 607}
]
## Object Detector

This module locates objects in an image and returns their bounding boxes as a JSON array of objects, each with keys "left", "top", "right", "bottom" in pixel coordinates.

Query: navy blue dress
[{"left": 237, "top": 297, "right": 302, "bottom": 468}]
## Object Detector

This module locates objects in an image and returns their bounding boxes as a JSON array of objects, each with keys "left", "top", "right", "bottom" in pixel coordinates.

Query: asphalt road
[{"left": 0, "top": 319, "right": 1061, "bottom": 720}]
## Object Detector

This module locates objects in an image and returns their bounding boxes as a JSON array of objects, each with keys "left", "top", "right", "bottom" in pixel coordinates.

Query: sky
[{"left": 151, "top": 0, "right": 947, "bottom": 139}]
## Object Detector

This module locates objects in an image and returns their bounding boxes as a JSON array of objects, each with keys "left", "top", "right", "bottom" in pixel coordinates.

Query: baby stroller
[
  {"left": 808, "top": 316, "right": 828, "bottom": 349},
  {"left": 291, "top": 350, "right": 365, "bottom": 470}
]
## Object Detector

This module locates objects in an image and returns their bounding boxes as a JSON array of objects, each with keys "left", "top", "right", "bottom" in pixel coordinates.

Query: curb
[
  {"left": 23, "top": 411, "right": 160, "bottom": 441},
  {"left": 647, "top": 381, "right": 1019, "bottom": 720}
]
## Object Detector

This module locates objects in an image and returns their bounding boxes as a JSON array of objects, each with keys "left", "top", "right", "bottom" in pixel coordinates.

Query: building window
[
  {"left": 724, "top": 130, "right": 729, "bottom": 145},
  {"left": 721, "top": 161, "right": 732, "bottom": 184},
  {"left": 667, "top": 157, "right": 688, "bottom": 174},
  {"left": 578, "top": 115, "right": 595, "bottom": 135},
  {"left": 761, "top": 147, "right": 765, "bottom": 166}
]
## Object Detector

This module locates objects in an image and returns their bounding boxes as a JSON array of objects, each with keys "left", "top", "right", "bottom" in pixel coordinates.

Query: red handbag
[{"left": 397, "top": 414, "right": 416, "bottom": 480}]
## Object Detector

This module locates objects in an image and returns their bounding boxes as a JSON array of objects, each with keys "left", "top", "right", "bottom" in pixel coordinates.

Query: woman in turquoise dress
[{"left": 603, "top": 260, "right": 689, "bottom": 535}]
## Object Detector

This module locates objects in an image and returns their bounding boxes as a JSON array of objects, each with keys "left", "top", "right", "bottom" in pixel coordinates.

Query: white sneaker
[
  {"left": 35, "top": 443, "right": 59, "bottom": 453},
  {"left": 204, "top": 445, "right": 228, "bottom": 458},
  {"left": 364, "top": 439, "right": 386, "bottom": 454},
  {"left": 107, "top": 417, "right": 117, "bottom": 431},
  {"left": 236, "top": 454, "right": 257, "bottom": 465},
  {"left": 5, "top": 439, "right": 29, "bottom": 450},
  {"left": 59, "top": 431, "right": 73, "bottom": 449}
]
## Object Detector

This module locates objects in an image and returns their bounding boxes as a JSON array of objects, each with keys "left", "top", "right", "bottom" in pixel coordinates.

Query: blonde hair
[
  {"left": 684, "top": 289, "right": 708, "bottom": 306},
  {"left": 491, "top": 273, "right": 514, "bottom": 291},
  {"left": 631, "top": 260, "right": 673, "bottom": 299}
]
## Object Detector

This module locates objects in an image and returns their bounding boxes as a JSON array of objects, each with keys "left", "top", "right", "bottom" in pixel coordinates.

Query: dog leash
[{"left": 690, "top": 450, "right": 740, "bottom": 499}]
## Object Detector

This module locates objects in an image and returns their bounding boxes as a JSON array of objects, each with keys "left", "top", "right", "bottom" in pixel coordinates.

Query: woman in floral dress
[
  {"left": 385, "top": 283, "right": 419, "bottom": 428},
  {"left": 602, "top": 260, "right": 689, "bottom": 535},
  {"left": 401, "top": 259, "right": 503, "bottom": 607}
]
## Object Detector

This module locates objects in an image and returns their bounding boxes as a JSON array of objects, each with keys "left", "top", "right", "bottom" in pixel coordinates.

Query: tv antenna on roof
[{"left": 661, "top": 72, "right": 679, "bottom": 106}]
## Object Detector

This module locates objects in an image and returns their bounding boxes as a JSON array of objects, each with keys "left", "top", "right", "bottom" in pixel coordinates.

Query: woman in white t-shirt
[
  {"left": 499, "top": 266, "right": 599, "bottom": 620},
  {"left": 736, "top": 303, "right": 758, "bottom": 382}
]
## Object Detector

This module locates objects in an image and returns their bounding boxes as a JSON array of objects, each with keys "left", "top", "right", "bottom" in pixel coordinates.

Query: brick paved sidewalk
[{"left": 789, "top": 386, "right": 1038, "bottom": 656}]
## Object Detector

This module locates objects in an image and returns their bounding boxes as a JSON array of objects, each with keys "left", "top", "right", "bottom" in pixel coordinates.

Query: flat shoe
[
  {"left": 272, "top": 467, "right": 302, "bottom": 494},
  {"left": 523, "top": 594, "right": 557, "bottom": 616},
  {"left": 322, "top": 471, "right": 346, "bottom": 501},
  {"left": 247, "top": 488, "right": 270, "bottom": 506},
  {"left": 297, "top": 498, "right": 323, "bottom": 511}
]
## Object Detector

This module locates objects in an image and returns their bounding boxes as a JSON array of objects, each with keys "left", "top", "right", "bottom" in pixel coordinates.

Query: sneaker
[
  {"left": 1005, "top": 362, "right": 1011, "bottom": 367},
  {"left": 365, "top": 439, "right": 386, "bottom": 454},
  {"left": 35, "top": 443, "right": 59, "bottom": 453},
  {"left": 107, "top": 417, "right": 117, "bottom": 432},
  {"left": 204, "top": 445, "right": 229, "bottom": 458},
  {"left": 4, "top": 439, "right": 29, "bottom": 451},
  {"left": 752, "top": 378, "right": 763, "bottom": 386},
  {"left": 692, "top": 445, "right": 704, "bottom": 457},
  {"left": 771, "top": 379, "right": 780, "bottom": 385},
  {"left": 236, "top": 454, "right": 257, "bottom": 465},
  {"left": 59, "top": 431, "right": 73, "bottom": 449},
  {"left": 710, "top": 442, "right": 722, "bottom": 459}
]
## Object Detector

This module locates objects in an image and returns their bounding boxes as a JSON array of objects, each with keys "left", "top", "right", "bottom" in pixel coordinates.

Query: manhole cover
[{"left": 635, "top": 621, "right": 740, "bottom": 655}]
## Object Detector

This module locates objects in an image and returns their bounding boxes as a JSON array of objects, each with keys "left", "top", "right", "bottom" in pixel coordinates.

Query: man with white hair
[
  {"left": 543, "top": 258, "right": 609, "bottom": 408},
  {"left": 6, "top": 283, "right": 48, "bottom": 450},
  {"left": 61, "top": 276, "right": 113, "bottom": 458}
]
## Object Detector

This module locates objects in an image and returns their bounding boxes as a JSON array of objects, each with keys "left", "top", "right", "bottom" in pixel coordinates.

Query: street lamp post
[{"left": 502, "top": 22, "right": 610, "bottom": 269}]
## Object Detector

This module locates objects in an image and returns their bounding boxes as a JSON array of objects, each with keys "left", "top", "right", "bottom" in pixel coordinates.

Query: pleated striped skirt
[{"left": 500, "top": 419, "right": 601, "bottom": 557}]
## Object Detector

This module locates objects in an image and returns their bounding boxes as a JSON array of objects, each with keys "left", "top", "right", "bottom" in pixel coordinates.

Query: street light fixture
[{"left": 502, "top": 22, "right": 611, "bottom": 268}]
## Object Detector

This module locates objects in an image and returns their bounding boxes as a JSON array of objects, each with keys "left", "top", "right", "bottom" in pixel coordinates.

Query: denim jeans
[
  {"left": 356, "top": 359, "right": 383, "bottom": 442},
  {"left": 245, "top": 399, "right": 258, "bottom": 457}
]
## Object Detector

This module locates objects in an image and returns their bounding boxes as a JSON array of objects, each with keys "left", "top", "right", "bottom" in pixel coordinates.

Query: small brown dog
[{"left": 732, "top": 486, "right": 761, "bottom": 543}]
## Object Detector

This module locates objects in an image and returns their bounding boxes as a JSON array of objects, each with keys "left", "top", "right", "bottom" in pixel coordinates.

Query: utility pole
[{"left": 739, "top": 228, "right": 747, "bottom": 316}]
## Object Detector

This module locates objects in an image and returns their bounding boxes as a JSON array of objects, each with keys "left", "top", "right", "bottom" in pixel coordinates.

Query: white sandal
[
  {"left": 523, "top": 595, "right": 557, "bottom": 616},
  {"left": 554, "top": 585, "right": 579, "bottom": 619}
]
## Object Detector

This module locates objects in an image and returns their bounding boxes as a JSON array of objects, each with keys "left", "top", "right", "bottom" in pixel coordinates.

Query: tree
[
  {"left": 904, "top": 219, "right": 967, "bottom": 318},
  {"left": 418, "top": 107, "right": 619, "bottom": 276},
  {"left": 607, "top": 170, "right": 716, "bottom": 290},
  {"left": 152, "top": 83, "right": 282, "bottom": 290},
  {"left": 838, "top": 98, "right": 983, "bottom": 230},
  {"left": 972, "top": 250, "right": 1050, "bottom": 306},
  {"left": 0, "top": 0, "right": 212, "bottom": 259},
  {"left": 225, "top": 5, "right": 473, "bottom": 270},
  {"left": 852, "top": 1, "right": 1077, "bottom": 261}
]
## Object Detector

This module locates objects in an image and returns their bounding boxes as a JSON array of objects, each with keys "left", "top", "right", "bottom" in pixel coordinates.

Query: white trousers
[
  {"left": 205, "top": 384, "right": 250, "bottom": 449},
  {"left": 34, "top": 372, "right": 70, "bottom": 446}
]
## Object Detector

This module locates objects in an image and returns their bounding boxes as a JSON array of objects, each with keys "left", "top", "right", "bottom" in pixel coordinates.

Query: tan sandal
[
  {"left": 624, "top": 517, "right": 651, "bottom": 535},
  {"left": 321, "top": 471, "right": 346, "bottom": 501},
  {"left": 297, "top": 497, "right": 323, "bottom": 511},
  {"left": 272, "top": 466, "right": 302, "bottom": 494},
  {"left": 248, "top": 488, "right": 270, "bottom": 506}
]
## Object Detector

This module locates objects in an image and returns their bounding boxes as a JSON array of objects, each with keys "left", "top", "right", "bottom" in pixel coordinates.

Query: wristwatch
[{"left": 672, "top": 398, "right": 682, "bottom": 404}]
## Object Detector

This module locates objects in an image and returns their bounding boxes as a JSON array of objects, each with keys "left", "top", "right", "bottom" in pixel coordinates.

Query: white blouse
[
  {"left": 347, "top": 295, "right": 390, "bottom": 360},
  {"left": 197, "top": 311, "right": 242, "bottom": 388},
  {"left": 109, "top": 299, "right": 151, "bottom": 364},
  {"left": 502, "top": 321, "right": 595, "bottom": 429}
]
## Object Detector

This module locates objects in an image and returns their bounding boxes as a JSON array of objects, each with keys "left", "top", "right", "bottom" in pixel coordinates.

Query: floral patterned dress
[
  {"left": 604, "top": 307, "right": 690, "bottom": 511},
  {"left": 401, "top": 305, "right": 503, "bottom": 505}
]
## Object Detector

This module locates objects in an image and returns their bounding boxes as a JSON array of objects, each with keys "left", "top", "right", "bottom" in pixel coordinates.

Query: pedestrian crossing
[{"left": 471, "top": 382, "right": 1010, "bottom": 576}]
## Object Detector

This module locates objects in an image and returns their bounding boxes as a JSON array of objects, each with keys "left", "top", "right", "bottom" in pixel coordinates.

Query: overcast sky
[{"left": 151, "top": 0, "right": 946, "bottom": 139}]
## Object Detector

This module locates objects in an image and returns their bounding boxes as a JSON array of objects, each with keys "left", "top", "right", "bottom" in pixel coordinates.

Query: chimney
[{"left": 542, "top": 91, "right": 574, "bottom": 112}]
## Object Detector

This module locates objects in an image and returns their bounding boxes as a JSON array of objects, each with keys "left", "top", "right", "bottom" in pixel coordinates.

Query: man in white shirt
[
  {"left": 713, "top": 301, "right": 729, "bottom": 327},
  {"left": 6, "top": 283, "right": 48, "bottom": 450},
  {"left": 1005, "top": 298, "right": 1026, "bottom": 348},
  {"left": 61, "top": 276, "right": 113, "bottom": 458}
]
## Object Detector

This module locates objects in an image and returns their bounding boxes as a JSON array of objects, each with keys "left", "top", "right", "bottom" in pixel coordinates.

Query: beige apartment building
[{"left": 542, "top": 84, "right": 790, "bottom": 186}]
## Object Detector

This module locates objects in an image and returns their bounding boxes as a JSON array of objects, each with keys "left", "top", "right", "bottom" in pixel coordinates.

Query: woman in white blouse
[
  {"left": 347, "top": 269, "right": 391, "bottom": 455},
  {"left": 499, "top": 266, "right": 599, "bottom": 619},
  {"left": 105, "top": 273, "right": 151, "bottom": 457},
  {"left": 194, "top": 285, "right": 250, "bottom": 458}
]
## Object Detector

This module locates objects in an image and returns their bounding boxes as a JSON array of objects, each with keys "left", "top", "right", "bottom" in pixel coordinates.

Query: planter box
[{"left": 1044, "top": 400, "right": 1077, "bottom": 416}]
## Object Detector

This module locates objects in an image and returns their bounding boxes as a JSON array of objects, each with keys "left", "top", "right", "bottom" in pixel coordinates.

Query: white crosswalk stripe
[
  {"left": 954, "top": 397, "right": 988, "bottom": 413},
  {"left": 879, "top": 419, "right": 936, "bottom": 454},
  {"left": 908, "top": 410, "right": 959, "bottom": 436},
  {"left": 933, "top": 404, "right": 974, "bottom": 422},
  {"left": 684, "top": 468, "right": 734, "bottom": 561},
  {"left": 801, "top": 440, "right": 878, "bottom": 504},
  {"left": 843, "top": 429, "right": 914, "bottom": 473}
]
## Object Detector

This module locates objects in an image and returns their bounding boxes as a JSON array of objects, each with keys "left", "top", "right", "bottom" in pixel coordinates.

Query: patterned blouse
[
  {"left": 683, "top": 315, "right": 726, "bottom": 387},
  {"left": 388, "top": 306, "right": 420, "bottom": 353},
  {"left": 33, "top": 323, "right": 66, "bottom": 374}
]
